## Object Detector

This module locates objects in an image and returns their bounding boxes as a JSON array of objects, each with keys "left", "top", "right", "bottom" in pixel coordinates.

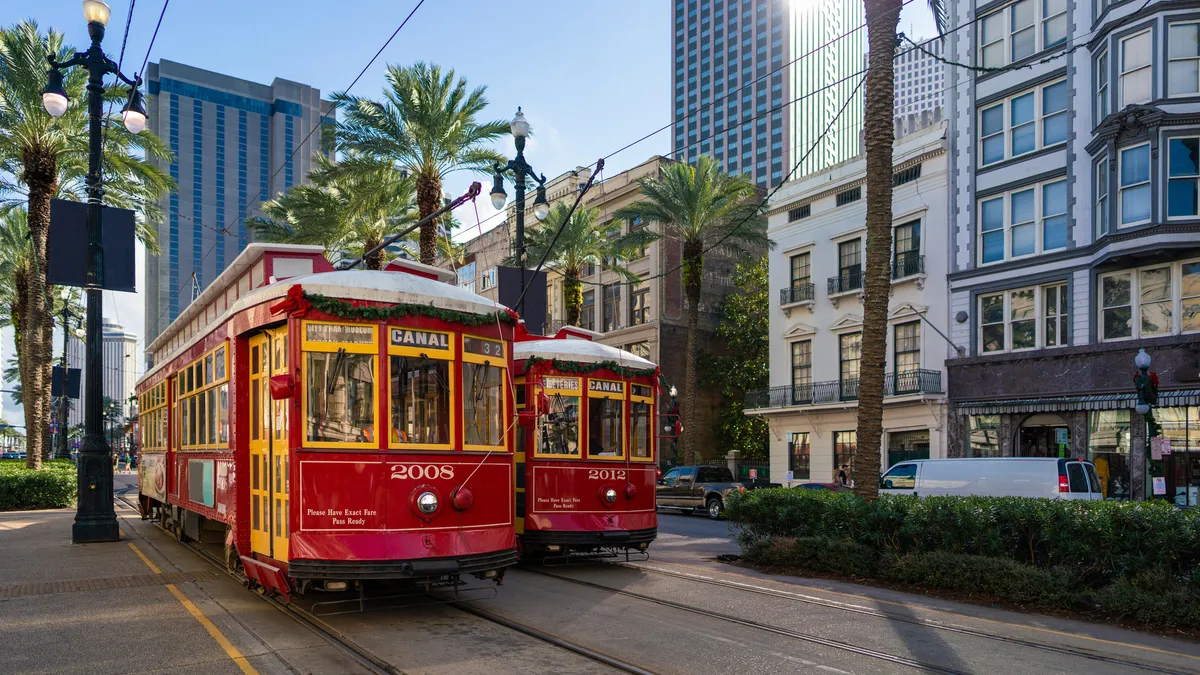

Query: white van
[{"left": 879, "top": 458, "right": 1103, "bottom": 500}]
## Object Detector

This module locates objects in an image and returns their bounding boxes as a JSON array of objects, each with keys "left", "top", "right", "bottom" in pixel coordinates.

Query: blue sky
[{"left": 2, "top": 0, "right": 935, "bottom": 423}]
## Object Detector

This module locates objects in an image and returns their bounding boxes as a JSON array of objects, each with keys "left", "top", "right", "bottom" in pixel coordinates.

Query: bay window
[
  {"left": 1169, "top": 22, "right": 1200, "bottom": 97},
  {"left": 978, "top": 79, "right": 1067, "bottom": 166},
  {"left": 979, "top": 283, "right": 1068, "bottom": 353},
  {"left": 1096, "top": 50, "right": 1110, "bottom": 121},
  {"left": 978, "top": 0, "right": 1067, "bottom": 69},
  {"left": 1095, "top": 157, "right": 1110, "bottom": 237},
  {"left": 1119, "top": 143, "right": 1151, "bottom": 226},
  {"left": 1100, "top": 259, "right": 1200, "bottom": 340},
  {"left": 978, "top": 178, "right": 1068, "bottom": 264},
  {"left": 1120, "top": 31, "right": 1152, "bottom": 108},
  {"left": 1168, "top": 137, "right": 1200, "bottom": 218}
]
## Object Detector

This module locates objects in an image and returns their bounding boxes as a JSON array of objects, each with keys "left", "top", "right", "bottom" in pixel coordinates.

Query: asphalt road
[{"left": 650, "top": 510, "right": 741, "bottom": 562}]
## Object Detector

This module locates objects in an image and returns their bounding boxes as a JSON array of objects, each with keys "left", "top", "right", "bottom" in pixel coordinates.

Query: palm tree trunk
[
  {"left": 416, "top": 174, "right": 442, "bottom": 265},
  {"left": 856, "top": 0, "right": 902, "bottom": 501},
  {"left": 682, "top": 241, "right": 704, "bottom": 466},
  {"left": 22, "top": 152, "right": 57, "bottom": 471},
  {"left": 563, "top": 274, "right": 583, "bottom": 326},
  {"left": 364, "top": 236, "right": 384, "bottom": 271}
]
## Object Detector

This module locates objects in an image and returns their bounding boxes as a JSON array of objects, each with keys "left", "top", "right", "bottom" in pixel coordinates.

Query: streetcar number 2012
[
  {"left": 588, "top": 469, "right": 626, "bottom": 480},
  {"left": 391, "top": 464, "right": 455, "bottom": 480}
]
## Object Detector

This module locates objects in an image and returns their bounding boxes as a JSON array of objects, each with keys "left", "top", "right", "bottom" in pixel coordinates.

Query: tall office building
[
  {"left": 144, "top": 60, "right": 333, "bottom": 345},
  {"left": 62, "top": 320, "right": 139, "bottom": 427},
  {"left": 671, "top": 0, "right": 864, "bottom": 187},
  {"left": 893, "top": 38, "right": 945, "bottom": 118}
]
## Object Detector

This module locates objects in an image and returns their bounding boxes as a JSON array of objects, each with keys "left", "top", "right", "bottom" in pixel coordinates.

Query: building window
[
  {"left": 887, "top": 430, "right": 930, "bottom": 468},
  {"left": 836, "top": 186, "right": 861, "bottom": 206},
  {"left": 1170, "top": 23, "right": 1200, "bottom": 97},
  {"left": 979, "top": 283, "right": 1068, "bottom": 353},
  {"left": 839, "top": 332, "right": 861, "bottom": 400},
  {"left": 630, "top": 284, "right": 650, "bottom": 326},
  {"left": 1120, "top": 31, "right": 1152, "bottom": 108},
  {"left": 580, "top": 290, "right": 595, "bottom": 331},
  {"left": 479, "top": 267, "right": 496, "bottom": 290},
  {"left": 1168, "top": 137, "right": 1200, "bottom": 218},
  {"left": 978, "top": 0, "right": 1067, "bottom": 69},
  {"left": 602, "top": 283, "right": 621, "bottom": 332},
  {"left": 1088, "top": 410, "right": 1131, "bottom": 500},
  {"left": 788, "top": 204, "right": 811, "bottom": 221},
  {"left": 893, "top": 321, "right": 920, "bottom": 375},
  {"left": 979, "top": 79, "right": 1068, "bottom": 166},
  {"left": 791, "top": 340, "right": 811, "bottom": 403},
  {"left": 1096, "top": 50, "right": 1110, "bottom": 122},
  {"left": 628, "top": 216, "right": 650, "bottom": 258},
  {"left": 893, "top": 164, "right": 921, "bottom": 186},
  {"left": 837, "top": 239, "right": 862, "bottom": 292},
  {"left": 968, "top": 415, "right": 1001, "bottom": 457},
  {"left": 833, "top": 431, "right": 857, "bottom": 483},
  {"left": 1119, "top": 143, "right": 1151, "bottom": 226},
  {"left": 978, "top": 178, "right": 1068, "bottom": 264},
  {"left": 893, "top": 219, "right": 920, "bottom": 277},
  {"left": 626, "top": 342, "right": 650, "bottom": 360},
  {"left": 790, "top": 252, "right": 810, "bottom": 288},
  {"left": 787, "top": 431, "right": 810, "bottom": 479},
  {"left": 1096, "top": 157, "right": 1110, "bottom": 237},
  {"left": 1100, "top": 260, "right": 1200, "bottom": 340}
]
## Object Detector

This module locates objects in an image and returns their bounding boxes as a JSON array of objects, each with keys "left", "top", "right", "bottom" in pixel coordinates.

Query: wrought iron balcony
[
  {"left": 892, "top": 253, "right": 925, "bottom": 280},
  {"left": 744, "top": 369, "right": 943, "bottom": 410},
  {"left": 780, "top": 283, "right": 816, "bottom": 305},
  {"left": 827, "top": 268, "right": 863, "bottom": 295}
]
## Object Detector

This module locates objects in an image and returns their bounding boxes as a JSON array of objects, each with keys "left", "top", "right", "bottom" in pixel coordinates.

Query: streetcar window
[
  {"left": 390, "top": 356, "right": 450, "bottom": 446},
  {"left": 631, "top": 401, "right": 652, "bottom": 459},
  {"left": 197, "top": 392, "right": 207, "bottom": 446},
  {"left": 215, "top": 346, "right": 226, "bottom": 380},
  {"left": 205, "top": 354, "right": 214, "bottom": 384},
  {"left": 251, "top": 380, "right": 261, "bottom": 441},
  {"left": 181, "top": 399, "right": 191, "bottom": 448},
  {"left": 463, "top": 363, "right": 504, "bottom": 447},
  {"left": 538, "top": 394, "right": 579, "bottom": 455},
  {"left": 219, "top": 384, "right": 229, "bottom": 444},
  {"left": 306, "top": 352, "right": 376, "bottom": 444},
  {"left": 208, "top": 389, "right": 218, "bottom": 446},
  {"left": 588, "top": 398, "right": 624, "bottom": 458},
  {"left": 251, "top": 346, "right": 260, "bottom": 375}
]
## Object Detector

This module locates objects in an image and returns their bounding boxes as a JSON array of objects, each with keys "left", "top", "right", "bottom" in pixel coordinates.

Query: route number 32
[{"left": 588, "top": 469, "right": 627, "bottom": 480}]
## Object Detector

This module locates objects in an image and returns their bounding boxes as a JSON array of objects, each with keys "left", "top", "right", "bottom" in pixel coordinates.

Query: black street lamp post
[
  {"left": 42, "top": 0, "right": 147, "bottom": 543},
  {"left": 1133, "top": 348, "right": 1161, "bottom": 500},
  {"left": 490, "top": 108, "right": 550, "bottom": 316}
]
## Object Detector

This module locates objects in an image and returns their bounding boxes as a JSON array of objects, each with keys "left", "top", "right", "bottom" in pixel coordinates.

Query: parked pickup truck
[{"left": 656, "top": 465, "right": 777, "bottom": 519}]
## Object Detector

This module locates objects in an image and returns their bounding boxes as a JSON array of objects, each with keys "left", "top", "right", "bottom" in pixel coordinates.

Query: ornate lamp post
[
  {"left": 43, "top": 0, "right": 147, "bottom": 543},
  {"left": 1133, "top": 348, "right": 1161, "bottom": 500},
  {"left": 490, "top": 108, "right": 550, "bottom": 316}
]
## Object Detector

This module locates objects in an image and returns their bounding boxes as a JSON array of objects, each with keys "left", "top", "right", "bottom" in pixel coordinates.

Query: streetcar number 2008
[
  {"left": 588, "top": 469, "right": 626, "bottom": 480},
  {"left": 391, "top": 464, "right": 455, "bottom": 480}
]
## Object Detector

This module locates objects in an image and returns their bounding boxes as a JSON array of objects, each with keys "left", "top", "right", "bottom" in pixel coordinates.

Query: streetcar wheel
[{"left": 706, "top": 497, "right": 724, "bottom": 520}]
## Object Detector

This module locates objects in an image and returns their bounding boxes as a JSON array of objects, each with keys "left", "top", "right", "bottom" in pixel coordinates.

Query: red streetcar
[
  {"left": 136, "top": 243, "right": 518, "bottom": 599},
  {"left": 512, "top": 327, "right": 659, "bottom": 560}
]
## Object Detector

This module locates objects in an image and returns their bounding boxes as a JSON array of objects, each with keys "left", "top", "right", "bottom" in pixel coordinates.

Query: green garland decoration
[
  {"left": 524, "top": 356, "right": 657, "bottom": 379},
  {"left": 304, "top": 292, "right": 516, "bottom": 327}
]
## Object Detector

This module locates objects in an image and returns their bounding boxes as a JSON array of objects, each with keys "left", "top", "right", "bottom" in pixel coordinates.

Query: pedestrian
[{"left": 836, "top": 464, "right": 849, "bottom": 487}]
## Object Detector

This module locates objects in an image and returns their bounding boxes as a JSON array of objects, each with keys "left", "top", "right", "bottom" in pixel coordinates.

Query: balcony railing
[
  {"left": 745, "top": 369, "right": 943, "bottom": 410},
  {"left": 780, "top": 283, "right": 816, "bottom": 305},
  {"left": 827, "top": 268, "right": 863, "bottom": 295},
  {"left": 892, "top": 253, "right": 925, "bottom": 280}
]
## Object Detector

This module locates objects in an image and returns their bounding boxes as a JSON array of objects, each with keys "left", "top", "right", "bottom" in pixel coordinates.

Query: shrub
[
  {"left": 745, "top": 536, "right": 880, "bottom": 578},
  {"left": 884, "top": 551, "right": 1082, "bottom": 607},
  {"left": 0, "top": 460, "right": 76, "bottom": 510},
  {"left": 1089, "top": 577, "right": 1200, "bottom": 629}
]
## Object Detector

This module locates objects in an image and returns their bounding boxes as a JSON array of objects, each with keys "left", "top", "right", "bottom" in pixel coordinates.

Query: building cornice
[{"left": 765, "top": 148, "right": 946, "bottom": 217}]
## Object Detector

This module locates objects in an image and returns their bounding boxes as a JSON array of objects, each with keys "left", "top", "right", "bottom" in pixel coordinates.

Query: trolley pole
[
  {"left": 43, "top": 0, "right": 148, "bottom": 543},
  {"left": 490, "top": 108, "right": 550, "bottom": 317}
]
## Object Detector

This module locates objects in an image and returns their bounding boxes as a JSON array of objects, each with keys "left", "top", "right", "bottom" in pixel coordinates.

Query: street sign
[
  {"left": 1152, "top": 476, "right": 1167, "bottom": 495},
  {"left": 1161, "top": 437, "right": 1173, "bottom": 455},
  {"left": 51, "top": 366, "right": 81, "bottom": 399},
  {"left": 785, "top": 471, "right": 794, "bottom": 482},
  {"left": 749, "top": 468, "right": 758, "bottom": 479},
  {"left": 1055, "top": 428, "right": 1068, "bottom": 445},
  {"left": 48, "top": 198, "right": 136, "bottom": 292},
  {"left": 1151, "top": 437, "right": 1164, "bottom": 460}
]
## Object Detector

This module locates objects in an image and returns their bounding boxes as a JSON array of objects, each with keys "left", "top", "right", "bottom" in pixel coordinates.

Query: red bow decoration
[
  {"left": 270, "top": 284, "right": 311, "bottom": 317},
  {"left": 505, "top": 308, "right": 520, "bottom": 324}
]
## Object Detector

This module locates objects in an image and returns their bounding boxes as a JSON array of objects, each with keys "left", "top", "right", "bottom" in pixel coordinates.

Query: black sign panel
[
  {"left": 48, "top": 199, "right": 136, "bottom": 292},
  {"left": 496, "top": 266, "right": 546, "bottom": 334},
  {"left": 390, "top": 328, "right": 450, "bottom": 350},
  {"left": 463, "top": 336, "right": 503, "bottom": 358},
  {"left": 51, "top": 366, "right": 82, "bottom": 399}
]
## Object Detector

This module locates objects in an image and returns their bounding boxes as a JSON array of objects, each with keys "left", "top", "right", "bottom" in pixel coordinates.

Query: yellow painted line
[
  {"left": 639, "top": 559, "right": 1200, "bottom": 662},
  {"left": 128, "top": 543, "right": 259, "bottom": 675}
]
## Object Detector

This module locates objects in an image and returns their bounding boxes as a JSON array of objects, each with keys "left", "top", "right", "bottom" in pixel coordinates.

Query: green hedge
[
  {"left": 0, "top": 460, "right": 76, "bottom": 510},
  {"left": 727, "top": 489, "right": 1200, "bottom": 581}
]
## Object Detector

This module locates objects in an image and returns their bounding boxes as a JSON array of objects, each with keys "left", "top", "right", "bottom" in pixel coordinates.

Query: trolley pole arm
[{"left": 340, "top": 182, "right": 482, "bottom": 271}]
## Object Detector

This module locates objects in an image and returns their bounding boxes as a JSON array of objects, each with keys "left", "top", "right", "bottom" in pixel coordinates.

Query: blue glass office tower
[{"left": 145, "top": 60, "right": 334, "bottom": 345}]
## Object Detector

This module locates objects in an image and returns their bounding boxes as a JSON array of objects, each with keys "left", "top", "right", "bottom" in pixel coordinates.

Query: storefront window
[
  {"left": 788, "top": 432, "right": 810, "bottom": 479},
  {"left": 463, "top": 363, "right": 504, "bottom": 446},
  {"left": 589, "top": 398, "right": 625, "bottom": 457},
  {"left": 540, "top": 394, "right": 580, "bottom": 455},
  {"left": 306, "top": 352, "right": 376, "bottom": 444},
  {"left": 631, "top": 400, "right": 652, "bottom": 459},
  {"left": 1155, "top": 407, "right": 1200, "bottom": 507},
  {"left": 1088, "top": 410, "right": 1130, "bottom": 500},
  {"left": 834, "top": 431, "right": 857, "bottom": 484},
  {"left": 390, "top": 357, "right": 450, "bottom": 445},
  {"left": 968, "top": 415, "right": 1001, "bottom": 457},
  {"left": 887, "top": 429, "right": 930, "bottom": 468}
]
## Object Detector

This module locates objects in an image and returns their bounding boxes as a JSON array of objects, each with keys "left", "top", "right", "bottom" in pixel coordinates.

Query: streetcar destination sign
[
  {"left": 543, "top": 376, "right": 580, "bottom": 391},
  {"left": 391, "top": 328, "right": 450, "bottom": 350},
  {"left": 463, "top": 336, "right": 503, "bottom": 357},
  {"left": 306, "top": 323, "right": 375, "bottom": 344},
  {"left": 589, "top": 380, "right": 624, "bottom": 394}
]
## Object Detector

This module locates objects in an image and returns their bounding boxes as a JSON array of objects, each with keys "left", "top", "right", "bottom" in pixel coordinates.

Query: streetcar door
[
  {"left": 268, "top": 328, "right": 291, "bottom": 562},
  {"left": 248, "top": 334, "right": 271, "bottom": 557}
]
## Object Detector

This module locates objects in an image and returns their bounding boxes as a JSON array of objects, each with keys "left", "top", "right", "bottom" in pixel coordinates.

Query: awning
[{"left": 956, "top": 389, "right": 1200, "bottom": 414}]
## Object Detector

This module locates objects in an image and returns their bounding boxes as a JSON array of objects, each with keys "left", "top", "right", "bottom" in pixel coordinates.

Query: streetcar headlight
[
  {"left": 417, "top": 491, "right": 439, "bottom": 514},
  {"left": 604, "top": 488, "right": 618, "bottom": 504}
]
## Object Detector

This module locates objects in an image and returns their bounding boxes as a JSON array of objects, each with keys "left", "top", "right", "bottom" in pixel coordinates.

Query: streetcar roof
[{"left": 514, "top": 338, "right": 657, "bottom": 370}]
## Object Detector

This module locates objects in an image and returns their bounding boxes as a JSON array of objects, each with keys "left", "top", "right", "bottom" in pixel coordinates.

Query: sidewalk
[{"left": 0, "top": 505, "right": 367, "bottom": 675}]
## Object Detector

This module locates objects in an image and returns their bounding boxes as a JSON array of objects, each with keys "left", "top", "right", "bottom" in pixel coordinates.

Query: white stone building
[{"left": 749, "top": 114, "right": 952, "bottom": 486}]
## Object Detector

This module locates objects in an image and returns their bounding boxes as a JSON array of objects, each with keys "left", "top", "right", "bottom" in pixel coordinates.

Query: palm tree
[
  {"left": 856, "top": 1, "right": 946, "bottom": 500},
  {"left": 613, "top": 157, "right": 769, "bottom": 465},
  {"left": 249, "top": 156, "right": 418, "bottom": 270},
  {"left": 0, "top": 21, "right": 172, "bottom": 469},
  {"left": 332, "top": 62, "right": 508, "bottom": 265},
  {"left": 507, "top": 203, "right": 656, "bottom": 327}
]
